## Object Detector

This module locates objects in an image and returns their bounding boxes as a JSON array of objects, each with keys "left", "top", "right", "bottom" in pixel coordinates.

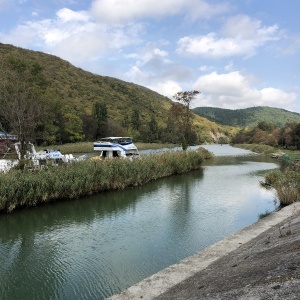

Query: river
[{"left": 0, "top": 145, "right": 279, "bottom": 300}]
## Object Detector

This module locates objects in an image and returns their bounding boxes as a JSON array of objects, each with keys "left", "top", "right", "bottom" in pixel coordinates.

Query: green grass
[
  {"left": 36, "top": 142, "right": 179, "bottom": 154},
  {"left": 0, "top": 150, "right": 206, "bottom": 213}
]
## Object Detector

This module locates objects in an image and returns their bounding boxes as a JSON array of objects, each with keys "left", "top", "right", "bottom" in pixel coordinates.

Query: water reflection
[{"left": 0, "top": 151, "right": 279, "bottom": 300}]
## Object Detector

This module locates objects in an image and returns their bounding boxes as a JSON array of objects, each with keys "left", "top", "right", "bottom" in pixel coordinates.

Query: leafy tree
[
  {"left": 173, "top": 90, "right": 200, "bottom": 149},
  {"left": 121, "top": 113, "right": 130, "bottom": 129},
  {"left": 291, "top": 123, "right": 300, "bottom": 149},
  {"left": 281, "top": 123, "right": 296, "bottom": 148},
  {"left": 106, "top": 118, "right": 127, "bottom": 137},
  {"left": 148, "top": 115, "right": 159, "bottom": 141},
  {"left": 257, "top": 121, "right": 276, "bottom": 132},
  {"left": 168, "top": 103, "right": 186, "bottom": 139},
  {"left": 131, "top": 108, "right": 141, "bottom": 131},
  {"left": 93, "top": 101, "right": 108, "bottom": 139},
  {"left": 163, "top": 115, "right": 179, "bottom": 144},
  {"left": 62, "top": 111, "right": 84, "bottom": 143},
  {"left": 142, "top": 115, "right": 160, "bottom": 142},
  {"left": 81, "top": 113, "right": 97, "bottom": 141}
]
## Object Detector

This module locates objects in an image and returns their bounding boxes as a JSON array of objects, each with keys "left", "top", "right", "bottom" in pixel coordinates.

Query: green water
[{"left": 0, "top": 145, "right": 279, "bottom": 299}]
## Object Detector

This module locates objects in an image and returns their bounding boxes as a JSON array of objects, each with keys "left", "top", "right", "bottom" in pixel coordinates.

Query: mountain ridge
[{"left": 192, "top": 106, "right": 300, "bottom": 128}]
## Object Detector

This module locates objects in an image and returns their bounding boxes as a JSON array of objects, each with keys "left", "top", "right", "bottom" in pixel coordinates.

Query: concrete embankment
[{"left": 108, "top": 202, "right": 300, "bottom": 299}]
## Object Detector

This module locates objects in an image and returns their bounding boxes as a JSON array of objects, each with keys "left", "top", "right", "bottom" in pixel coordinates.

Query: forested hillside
[
  {"left": 0, "top": 43, "right": 235, "bottom": 146},
  {"left": 192, "top": 106, "right": 300, "bottom": 127},
  {"left": 232, "top": 121, "right": 300, "bottom": 150}
]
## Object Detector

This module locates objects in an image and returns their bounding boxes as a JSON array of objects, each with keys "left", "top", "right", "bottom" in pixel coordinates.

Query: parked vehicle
[{"left": 93, "top": 137, "right": 140, "bottom": 159}]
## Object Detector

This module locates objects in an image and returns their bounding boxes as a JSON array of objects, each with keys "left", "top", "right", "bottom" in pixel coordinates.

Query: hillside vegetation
[
  {"left": 192, "top": 106, "right": 300, "bottom": 128},
  {"left": 0, "top": 43, "right": 235, "bottom": 146}
]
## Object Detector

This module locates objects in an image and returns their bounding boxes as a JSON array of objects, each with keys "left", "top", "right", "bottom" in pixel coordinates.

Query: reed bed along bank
[
  {"left": 263, "top": 167, "right": 300, "bottom": 206},
  {"left": 0, "top": 150, "right": 205, "bottom": 213},
  {"left": 36, "top": 142, "right": 179, "bottom": 154}
]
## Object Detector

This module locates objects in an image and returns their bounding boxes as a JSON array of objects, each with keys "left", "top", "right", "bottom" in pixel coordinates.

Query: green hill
[
  {"left": 192, "top": 106, "right": 300, "bottom": 128},
  {"left": 0, "top": 43, "right": 235, "bottom": 145}
]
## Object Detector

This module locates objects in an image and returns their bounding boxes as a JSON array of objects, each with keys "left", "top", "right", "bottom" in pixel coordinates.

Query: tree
[
  {"left": 291, "top": 123, "right": 300, "bottom": 150},
  {"left": 0, "top": 55, "right": 47, "bottom": 158},
  {"left": 131, "top": 108, "right": 141, "bottom": 131},
  {"left": 61, "top": 106, "right": 85, "bottom": 143},
  {"left": 173, "top": 90, "right": 200, "bottom": 149},
  {"left": 93, "top": 101, "right": 108, "bottom": 139},
  {"left": 163, "top": 115, "right": 179, "bottom": 144},
  {"left": 257, "top": 121, "right": 276, "bottom": 132},
  {"left": 142, "top": 115, "right": 159, "bottom": 142}
]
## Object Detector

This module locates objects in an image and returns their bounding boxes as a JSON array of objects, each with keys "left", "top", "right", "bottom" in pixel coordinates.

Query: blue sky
[{"left": 0, "top": 0, "right": 300, "bottom": 113}]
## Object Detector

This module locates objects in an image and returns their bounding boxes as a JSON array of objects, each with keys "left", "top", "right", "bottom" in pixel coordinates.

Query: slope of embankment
[{"left": 109, "top": 202, "right": 300, "bottom": 299}]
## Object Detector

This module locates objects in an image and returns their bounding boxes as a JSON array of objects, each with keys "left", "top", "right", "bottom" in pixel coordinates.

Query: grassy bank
[
  {"left": 262, "top": 167, "right": 300, "bottom": 206},
  {"left": 0, "top": 149, "right": 206, "bottom": 213},
  {"left": 36, "top": 142, "right": 179, "bottom": 154},
  {"left": 234, "top": 143, "right": 300, "bottom": 206},
  {"left": 233, "top": 143, "right": 300, "bottom": 159},
  {"left": 232, "top": 143, "right": 275, "bottom": 154}
]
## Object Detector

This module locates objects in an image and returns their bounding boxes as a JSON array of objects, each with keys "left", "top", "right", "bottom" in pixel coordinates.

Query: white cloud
[
  {"left": 148, "top": 80, "right": 182, "bottom": 98},
  {"left": 177, "top": 34, "right": 256, "bottom": 58},
  {"left": 124, "top": 46, "right": 193, "bottom": 98},
  {"left": 224, "top": 61, "right": 234, "bottom": 72},
  {"left": 56, "top": 8, "right": 91, "bottom": 23},
  {"left": 199, "top": 65, "right": 215, "bottom": 72},
  {"left": 221, "top": 15, "right": 278, "bottom": 41},
  {"left": 31, "top": 10, "right": 39, "bottom": 17},
  {"left": 186, "top": 0, "right": 229, "bottom": 21},
  {"left": 90, "top": 0, "right": 230, "bottom": 24},
  {"left": 0, "top": 8, "right": 143, "bottom": 65},
  {"left": 177, "top": 15, "right": 279, "bottom": 58},
  {"left": 91, "top": 0, "right": 183, "bottom": 23},
  {"left": 192, "top": 71, "right": 297, "bottom": 109}
]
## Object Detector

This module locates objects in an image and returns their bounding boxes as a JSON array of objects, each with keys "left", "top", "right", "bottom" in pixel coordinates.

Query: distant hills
[
  {"left": 192, "top": 106, "right": 300, "bottom": 128},
  {"left": 0, "top": 43, "right": 235, "bottom": 144}
]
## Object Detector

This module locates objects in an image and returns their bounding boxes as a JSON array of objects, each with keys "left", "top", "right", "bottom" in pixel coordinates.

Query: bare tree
[
  {"left": 173, "top": 90, "right": 200, "bottom": 149},
  {"left": 0, "top": 55, "right": 45, "bottom": 158}
]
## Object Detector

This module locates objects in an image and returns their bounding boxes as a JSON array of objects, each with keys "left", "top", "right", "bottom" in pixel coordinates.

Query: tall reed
[
  {"left": 263, "top": 170, "right": 300, "bottom": 206},
  {"left": 0, "top": 150, "right": 205, "bottom": 213}
]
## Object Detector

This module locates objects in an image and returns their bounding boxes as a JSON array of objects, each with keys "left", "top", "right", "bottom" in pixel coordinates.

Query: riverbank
[
  {"left": 233, "top": 143, "right": 300, "bottom": 160},
  {"left": 35, "top": 142, "right": 180, "bottom": 154},
  {"left": 0, "top": 150, "right": 207, "bottom": 213},
  {"left": 109, "top": 202, "right": 300, "bottom": 299}
]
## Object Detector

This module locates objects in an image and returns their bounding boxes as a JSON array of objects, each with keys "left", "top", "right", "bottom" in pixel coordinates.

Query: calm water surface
[{"left": 0, "top": 145, "right": 279, "bottom": 299}]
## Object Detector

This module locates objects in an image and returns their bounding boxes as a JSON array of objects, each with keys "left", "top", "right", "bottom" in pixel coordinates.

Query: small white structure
[
  {"left": 93, "top": 137, "right": 139, "bottom": 159},
  {"left": 0, "top": 142, "right": 77, "bottom": 172},
  {"left": 14, "top": 142, "right": 76, "bottom": 165},
  {"left": 0, "top": 159, "right": 18, "bottom": 172}
]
